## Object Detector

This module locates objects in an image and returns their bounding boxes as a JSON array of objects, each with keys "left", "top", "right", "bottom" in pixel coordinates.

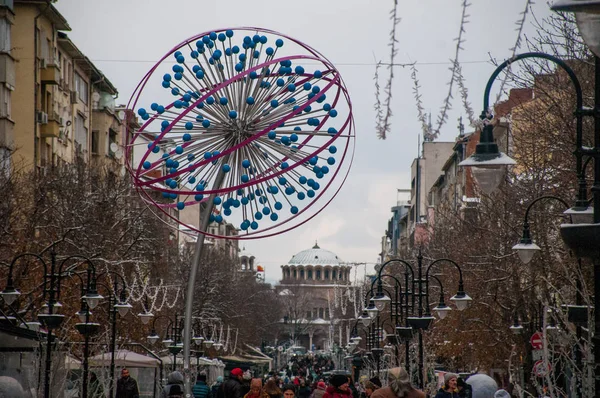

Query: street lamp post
[
  {"left": 0, "top": 248, "right": 101, "bottom": 398},
  {"left": 376, "top": 252, "right": 471, "bottom": 388},
  {"left": 457, "top": 2, "right": 600, "bottom": 393},
  {"left": 95, "top": 272, "right": 131, "bottom": 398}
]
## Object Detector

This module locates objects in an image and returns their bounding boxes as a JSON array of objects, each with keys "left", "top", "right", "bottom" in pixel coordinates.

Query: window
[
  {"left": 316, "top": 270, "right": 321, "bottom": 280},
  {"left": 300, "top": 270, "right": 304, "bottom": 279},
  {"left": 293, "top": 269, "right": 297, "bottom": 279},
  {"left": 307, "top": 311, "right": 311, "bottom": 320},
  {"left": 0, "top": 20, "right": 10, "bottom": 53},
  {"left": 74, "top": 73, "right": 88, "bottom": 104},
  {"left": 319, "top": 308, "right": 324, "bottom": 319},
  {"left": 324, "top": 270, "right": 329, "bottom": 280},
  {"left": 325, "top": 309, "right": 330, "bottom": 319},
  {"left": 0, "top": 84, "right": 11, "bottom": 118},
  {"left": 313, "top": 308, "right": 317, "bottom": 319},
  {"left": 75, "top": 113, "right": 87, "bottom": 149},
  {"left": 332, "top": 270, "right": 337, "bottom": 280},
  {"left": 307, "top": 270, "right": 312, "bottom": 279},
  {"left": 91, "top": 131, "right": 99, "bottom": 154},
  {"left": 108, "top": 129, "right": 117, "bottom": 157}
]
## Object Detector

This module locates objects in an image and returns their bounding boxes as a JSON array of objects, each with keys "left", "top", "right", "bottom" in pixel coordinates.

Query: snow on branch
[
  {"left": 374, "top": 0, "right": 401, "bottom": 140},
  {"left": 494, "top": 0, "right": 534, "bottom": 108},
  {"left": 431, "top": 0, "right": 471, "bottom": 140}
]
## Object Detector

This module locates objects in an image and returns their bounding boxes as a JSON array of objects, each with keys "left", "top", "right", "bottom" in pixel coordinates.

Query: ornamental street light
[
  {"left": 1, "top": 247, "right": 100, "bottom": 398},
  {"left": 377, "top": 251, "right": 471, "bottom": 388},
  {"left": 462, "top": 2, "right": 600, "bottom": 393}
]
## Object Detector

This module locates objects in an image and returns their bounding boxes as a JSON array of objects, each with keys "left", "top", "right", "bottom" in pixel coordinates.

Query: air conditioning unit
[
  {"left": 70, "top": 91, "right": 78, "bottom": 104},
  {"left": 39, "top": 58, "right": 47, "bottom": 69},
  {"left": 36, "top": 111, "right": 48, "bottom": 124}
]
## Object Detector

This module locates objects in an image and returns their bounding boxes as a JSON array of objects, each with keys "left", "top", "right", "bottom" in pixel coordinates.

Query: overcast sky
[{"left": 55, "top": 0, "right": 552, "bottom": 283}]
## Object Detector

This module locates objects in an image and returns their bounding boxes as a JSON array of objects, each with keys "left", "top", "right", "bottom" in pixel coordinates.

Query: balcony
[
  {"left": 0, "top": 54, "right": 15, "bottom": 87},
  {"left": 40, "top": 113, "right": 60, "bottom": 138},
  {"left": 40, "top": 62, "right": 60, "bottom": 85}
]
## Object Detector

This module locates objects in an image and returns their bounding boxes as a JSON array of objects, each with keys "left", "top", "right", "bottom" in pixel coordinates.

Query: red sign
[
  {"left": 530, "top": 332, "right": 543, "bottom": 350},
  {"left": 533, "top": 360, "right": 551, "bottom": 377}
]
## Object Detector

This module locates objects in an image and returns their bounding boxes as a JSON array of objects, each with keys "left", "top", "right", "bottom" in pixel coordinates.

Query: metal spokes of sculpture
[{"left": 125, "top": 27, "right": 355, "bottom": 239}]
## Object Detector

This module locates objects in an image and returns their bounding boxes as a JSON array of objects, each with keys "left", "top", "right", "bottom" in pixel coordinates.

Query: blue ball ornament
[
  {"left": 241, "top": 197, "right": 249, "bottom": 205},
  {"left": 270, "top": 213, "right": 279, "bottom": 221},
  {"left": 329, "top": 146, "right": 337, "bottom": 154},
  {"left": 329, "top": 109, "right": 338, "bottom": 117},
  {"left": 242, "top": 159, "right": 251, "bottom": 168},
  {"left": 255, "top": 212, "right": 263, "bottom": 220},
  {"left": 297, "top": 192, "right": 306, "bottom": 200},
  {"left": 226, "top": 29, "right": 234, "bottom": 37},
  {"left": 247, "top": 96, "right": 255, "bottom": 105},
  {"left": 152, "top": 146, "right": 160, "bottom": 153},
  {"left": 143, "top": 161, "right": 151, "bottom": 169},
  {"left": 241, "top": 174, "right": 250, "bottom": 183},
  {"left": 276, "top": 39, "right": 284, "bottom": 47},
  {"left": 224, "top": 208, "right": 232, "bottom": 216},
  {"left": 327, "top": 157, "right": 336, "bottom": 165},
  {"left": 274, "top": 202, "right": 283, "bottom": 210},
  {"left": 266, "top": 47, "right": 274, "bottom": 56},
  {"left": 323, "top": 103, "right": 332, "bottom": 112},
  {"left": 220, "top": 97, "right": 228, "bottom": 105},
  {"left": 202, "top": 119, "right": 211, "bottom": 128},
  {"left": 309, "top": 157, "right": 318, "bottom": 165},
  {"left": 204, "top": 152, "right": 212, "bottom": 160},
  {"left": 175, "top": 146, "right": 183, "bottom": 154},
  {"left": 291, "top": 206, "right": 299, "bottom": 214},
  {"left": 262, "top": 207, "right": 271, "bottom": 215},
  {"left": 281, "top": 162, "right": 289, "bottom": 169},
  {"left": 307, "top": 190, "right": 315, "bottom": 198},
  {"left": 328, "top": 127, "right": 337, "bottom": 135},
  {"left": 303, "top": 82, "right": 312, "bottom": 91},
  {"left": 271, "top": 99, "right": 279, "bottom": 107},
  {"left": 177, "top": 202, "right": 185, "bottom": 210},
  {"left": 195, "top": 194, "right": 204, "bottom": 201},
  {"left": 250, "top": 221, "right": 259, "bottom": 230},
  {"left": 222, "top": 164, "right": 231, "bottom": 173},
  {"left": 314, "top": 70, "right": 323, "bottom": 78},
  {"left": 213, "top": 197, "right": 222, "bottom": 205},
  {"left": 268, "top": 131, "right": 276, "bottom": 139},
  {"left": 229, "top": 110, "right": 238, "bottom": 119}
]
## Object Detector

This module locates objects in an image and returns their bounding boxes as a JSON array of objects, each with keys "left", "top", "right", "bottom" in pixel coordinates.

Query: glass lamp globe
[
  {"left": 82, "top": 291, "right": 103, "bottom": 310},
  {"left": 76, "top": 309, "right": 92, "bottom": 324},
  {"left": 193, "top": 336, "right": 205, "bottom": 346},
  {"left": 450, "top": 293, "right": 473, "bottom": 311},
  {"left": 203, "top": 339, "right": 215, "bottom": 349},
  {"left": 162, "top": 337, "right": 174, "bottom": 349},
  {"left": 512, "top": 242, "right": 541, "bottom": 264},
  {"left": 0, "top": 286, "right": 21, "bottom": 306},
  {"left": 137, "top": 311, "right": 154, "bottom": 325},
  {"left": 358, "top": 311, "right": 372, "bottom": 327},
  {"left": 564, "top": 205, "right": 594, "bottom": 224},
  {"left": 509, "top": 322, "right": 523, "bottom": 335},
  {"left": 114, "top": 302, "right": 132, "bottom": 318},
  {"left": 372, "top": 292, "right": 391, "bottom": 311},
  {"left": 433, "top": 303, "right": 452, "bottom": 320},
  {"left": 552, "top": 0, "right": 600, "bottom": 57},
  {"left": 147, "top": 331, "right": 160, "bottom": 345}
]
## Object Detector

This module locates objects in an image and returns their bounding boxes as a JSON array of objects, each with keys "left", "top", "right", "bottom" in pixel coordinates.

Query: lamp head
[
  {"left": 512, "top": 224, "right": 542, "bottom": 264},
  {"left": 193, "top": 335, "right": 205, "bottom": 346},
  {"left": 459, "top": 124, "right": 516, "bottom": 194},
  {"left": 82, "top": 290, "right": 103, "bottom": 310},
  {"left": 372, "top": 290, "right": 391, "bottom": 311},
  {"left": 358, "top": 311, "right": 372, "bottom": 327},
  {"left": 147, "top": 330, "right": 160, "bottom": 345},
  {"left": 433, "top": 303, "right": 452, "bottom": 320},
  {"left": 137, "top": 311, "right": 154, "bottom": 325},
  {"left": 564, "top": 205, "right": 595, "bottom": 224},
  {"left": 450, "top": 291, "right": 473, "bottom": 311},
  {"left": 0, "top": 286, "right": 21, "bottom": 306},
  {"left": 552, "top": 0, "right": 600, "bottom": 57},
  {"left": 114, "top": 302, "right": 132, "bottom": 318}
]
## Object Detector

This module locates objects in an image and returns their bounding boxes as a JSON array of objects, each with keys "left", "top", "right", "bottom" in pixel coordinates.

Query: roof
[
  {"left": 89, "top": 349, "right": 160, "bottom": 368},
  {"left": 287, "top": 242, "right": 342, "bottom": 266}
]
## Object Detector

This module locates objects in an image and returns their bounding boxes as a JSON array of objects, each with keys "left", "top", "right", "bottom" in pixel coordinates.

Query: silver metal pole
[{"left": 183, "top": 165, "right": 229, "bottom": 397}]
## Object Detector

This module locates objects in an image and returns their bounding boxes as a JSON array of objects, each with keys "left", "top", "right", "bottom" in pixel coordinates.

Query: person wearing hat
[
  {"left": 323, "top": 375, "right": 352, "bottom": 398},
  {"left": 434, "top": 373, "right": 460, "bottom": 398},
  {"left": 310, "top": 381, "right": 328, "bottom": 398},
  {"left": 223, "top": 368, "right": 245, "bottom": 398},
  {"left": 363, "top": 381, "right": 379, "bottom": 398},
  {"left": 213, "top": 376, "right": 225, "bottom": 398},
  {"left": 370, "top": 368, "right": 424, "bottom": 398},
  {"left": 162, "top": 371, "right": 184, "bottom": 398}
]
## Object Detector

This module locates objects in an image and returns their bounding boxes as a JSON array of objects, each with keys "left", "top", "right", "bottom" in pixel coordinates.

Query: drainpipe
[{"left": 33, "top": 0, "right": 52, "bottom": 169}]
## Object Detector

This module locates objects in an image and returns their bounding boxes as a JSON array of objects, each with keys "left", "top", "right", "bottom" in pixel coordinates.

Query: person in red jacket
[{"left": 323, "top": 375, "right": 353, "bottom": 398}]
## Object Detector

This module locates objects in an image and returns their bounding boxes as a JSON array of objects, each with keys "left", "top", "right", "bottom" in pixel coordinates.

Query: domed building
[{"left": 276, "top": 242, "right": 353, "bottom": 351}]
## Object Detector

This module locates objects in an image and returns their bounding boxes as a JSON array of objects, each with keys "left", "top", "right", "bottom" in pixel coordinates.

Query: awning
[{"left": 89, "top": 350, "right": 159, "bottom": 368}]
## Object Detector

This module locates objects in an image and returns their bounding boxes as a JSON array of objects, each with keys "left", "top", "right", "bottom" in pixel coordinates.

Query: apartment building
[{"left": 0, "top": 0, "right": 14, "bottom": 171}]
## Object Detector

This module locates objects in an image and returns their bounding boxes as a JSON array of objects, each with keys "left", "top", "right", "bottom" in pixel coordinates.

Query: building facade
[{"left": 276, "top": 243, "right": 353, "bottom": 351}]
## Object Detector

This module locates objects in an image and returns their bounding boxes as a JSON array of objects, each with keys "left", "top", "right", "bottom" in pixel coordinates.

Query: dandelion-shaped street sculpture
[{"left": 125, "top": 27, "right": 354, "bottom": 390}]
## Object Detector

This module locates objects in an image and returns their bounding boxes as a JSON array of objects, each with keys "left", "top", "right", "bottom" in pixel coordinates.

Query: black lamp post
[
  {"left": 0, "top": 248, "right": 101, "bottom": 398},
  {"left": 457, "top": 2, "right": 600, "bottom": 393},
  {"left": 147, "top": 314, "right": 185, "bottom": 371},
  {"left": 375, "top": 252, "right": 471, "bottom": 388},
  {"left": 95, "top": 272, "right": 131, "bottom": 398}
]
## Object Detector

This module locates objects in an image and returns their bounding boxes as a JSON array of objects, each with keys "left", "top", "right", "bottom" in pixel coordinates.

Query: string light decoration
[{"left": 126, "top": 28, "right": 355, "bottom": 239}]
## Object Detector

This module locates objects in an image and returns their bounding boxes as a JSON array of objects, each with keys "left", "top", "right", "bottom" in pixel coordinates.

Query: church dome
[{"left": 287, "top": 242, "right": 342, "bottom": 266}]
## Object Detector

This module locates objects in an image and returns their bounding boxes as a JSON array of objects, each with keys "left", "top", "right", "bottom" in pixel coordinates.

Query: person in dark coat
[
  {"left": 297, "top": 380, "right": 311, "bottom": 398},
  {"left": 169, "top": 384, "right": 185, "bottom": 398},
  {"left": 223, "top": 368, "right": 245, "bottom": 398},
  {"left": 193, "top": 374, "right": 212, "bottom": 398},
  {"left": 434, "top": 373, "right": 460, "bottom": 398},
  {"left": 116, "top": 368, "right": 140, "bottom": 398},
  {"left": 162, "top": 371, "right": 185, "bottom": 398},
  {"left": 323, "top": 375, "right": 353, "bottom": 398},
  {"left": 370, "top": 368, "right": 424, "bottom": 398}
]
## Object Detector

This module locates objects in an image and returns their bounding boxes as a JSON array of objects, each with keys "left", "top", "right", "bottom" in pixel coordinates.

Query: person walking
[
  {"left": 434, "top": 373, "right": 460, "bottom": 398},
  {"left": 310, "top": 381, "right": 327, "bottom": 398},
  {"left": 193, "top": 374, "right": 212, "bottom": 398},
  {"left": 323, "top": 375, "right": 353, "bottom": 398},
  {"left": 370, "top": 368, "right": 424, "bottom": 398},
  {"left": 298, "top": 380, "right": 311, "bottom": 398},
  {"left": 162, "top": 371, "right": 185, "bottom": 398},
  {"left": 115, "top": 368, "right": 140, "bottom": 398},
  {"left": 223, "top": 368, "right": 245, "bottom": 398},
  {"left": 283, "top": 384, "right": 297, "bottom": 398},
  {"left": 213, "top": 376, "right": 225, "bottom": 398},
  {"left": 169, "top": 384, "right": 185, "bottom": 398},
  {"left": 89, "top": 372, "right": 105, "bottom": 398},
  {"left": 244, "top": 378, "right": 269, "bottom": 398},
  {"left": 264, "top": 379, "right": 284, "bottom": 398}
]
